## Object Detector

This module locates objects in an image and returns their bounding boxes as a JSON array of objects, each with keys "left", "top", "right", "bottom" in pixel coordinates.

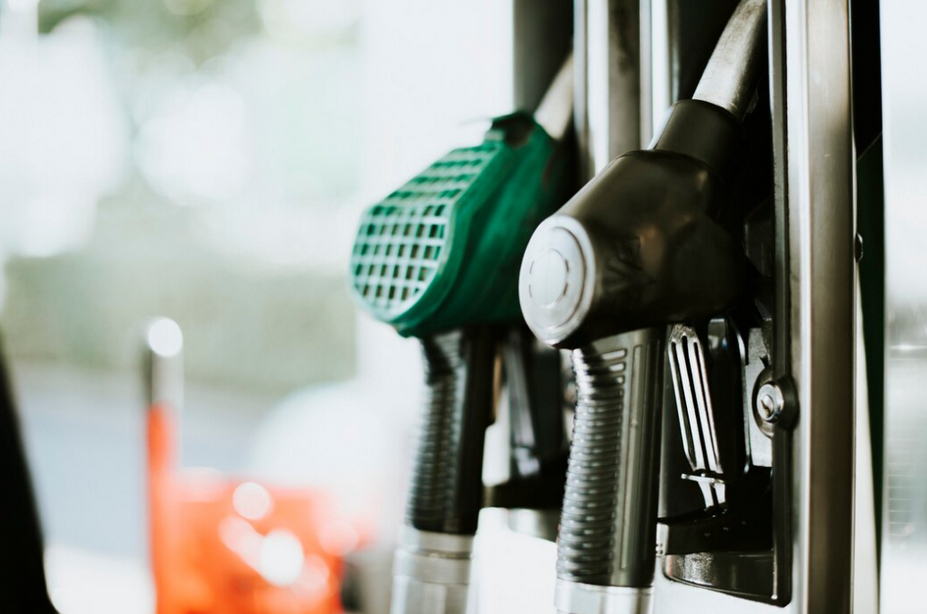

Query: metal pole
[
  {"left": 513, "top": 0, "right": 573, "bottom": 113},
  {"left": 575, "top": 0, "right": 643, "bottom": 179},
  {"left": 783, "top": 0, "right": 855, "bottom": 611}
]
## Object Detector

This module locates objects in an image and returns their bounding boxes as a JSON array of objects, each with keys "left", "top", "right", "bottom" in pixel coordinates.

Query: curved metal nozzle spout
[{"left": 693, "top": 0, "right": 768, "bottom": 122}]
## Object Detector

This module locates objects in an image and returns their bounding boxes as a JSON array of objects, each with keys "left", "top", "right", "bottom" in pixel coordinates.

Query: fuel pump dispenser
[
  {"left": 351, "top": 0, "right": 870, "bottom": 610},
  {"left": 0, "top": 1, "right": 890, "bottom": 613}
]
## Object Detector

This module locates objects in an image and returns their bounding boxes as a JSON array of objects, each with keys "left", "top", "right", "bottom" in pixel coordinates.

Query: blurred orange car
[{"left": 147, "top": 401, "right": 361, "bottom": 614}]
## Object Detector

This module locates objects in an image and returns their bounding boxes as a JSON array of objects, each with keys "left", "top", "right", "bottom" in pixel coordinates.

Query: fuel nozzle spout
[
  {"left": 517, "top": 1, "right": 767, "bottom": 612},
  {"left": 693, "top": 0, "right": 768, "bottom": 122}
]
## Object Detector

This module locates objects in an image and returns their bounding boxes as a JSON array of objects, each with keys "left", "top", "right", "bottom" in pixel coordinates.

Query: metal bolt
[{"left": 756, "top": 382, "right": 785, "bottom": 424}]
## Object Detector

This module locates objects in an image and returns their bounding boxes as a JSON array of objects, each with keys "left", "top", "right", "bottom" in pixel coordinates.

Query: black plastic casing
[{"left": 519, "top": 100, "right": 747, "bottom": 348}]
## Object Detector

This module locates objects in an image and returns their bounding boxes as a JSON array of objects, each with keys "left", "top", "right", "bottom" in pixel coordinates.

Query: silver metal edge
[
  {"left": 397, "top": 525, "right": 474, "bottom": 555},
  {"left": 783, "top": 0, "right": 855, "bottom": 611},
  {"left": 555, "top": 579, "right": 653, "bottom": 614},
  {"left": 390, "top": 527, "right": 474, "bottom": 614}
]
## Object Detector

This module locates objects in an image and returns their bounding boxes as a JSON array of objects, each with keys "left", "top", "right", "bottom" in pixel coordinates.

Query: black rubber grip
[
  {"left": 557, "top": 328, "right": 665, "bottom": 588},
  {"left": 406, "top": 327, "right": 495, "bottom": 535}
]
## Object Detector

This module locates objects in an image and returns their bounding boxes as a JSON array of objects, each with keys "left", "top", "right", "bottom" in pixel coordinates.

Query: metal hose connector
[
  {"left": 391, "top": 527, "right": 473, "bottom": 614},
  {"left": 556, "top": 328, "right": 664, "bottom": 614}
]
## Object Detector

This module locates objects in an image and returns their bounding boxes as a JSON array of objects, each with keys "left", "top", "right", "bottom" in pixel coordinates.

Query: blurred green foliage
[
  {"left": 39, "top": 0, "right": 260, "bottom": 63},
  {"left": 5, "top": 0, "right": 364, "bottom": 392}
]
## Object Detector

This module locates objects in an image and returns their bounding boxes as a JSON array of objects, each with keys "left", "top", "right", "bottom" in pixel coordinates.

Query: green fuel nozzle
[
  {"left": 349, "top": 56, "right": 574, "bottom": 614},
  {"left": 350, "top": 113, "right": 570, "bottom": 338}
]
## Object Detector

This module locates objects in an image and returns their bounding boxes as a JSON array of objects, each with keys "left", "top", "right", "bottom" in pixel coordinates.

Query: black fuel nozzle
[
  {"left": 518, "top": 98, "right": 748, "bottom": 350},
  {"left": 517, "top": 0, "right": 767, "bottom": 611},
  {"left": 519, "top": 0, "right": 767, "bottom": 349}
]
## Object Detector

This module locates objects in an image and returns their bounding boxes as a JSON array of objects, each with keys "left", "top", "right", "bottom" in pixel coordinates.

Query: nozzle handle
[
  {"left": 555, "top": 328, "right": 664, "bottom": 613},
  {"left": 502, "top": 326, "right": 565, "bottom": 479},
  {"left": 391, "top": 327, "right": 495, "bottom": 614},
  {"left": 404, "top": 327, "right": 495, "bottom": 535}
]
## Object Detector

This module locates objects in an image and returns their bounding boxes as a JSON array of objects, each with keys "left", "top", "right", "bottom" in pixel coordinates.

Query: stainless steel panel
[{"left": 880, "top": 2, "right": 927, "bottom": 613}]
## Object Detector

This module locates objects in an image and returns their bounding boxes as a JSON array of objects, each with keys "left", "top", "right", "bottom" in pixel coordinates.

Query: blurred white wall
[{"left": 0, "top": 0, "right": 564, "bottom": 612}]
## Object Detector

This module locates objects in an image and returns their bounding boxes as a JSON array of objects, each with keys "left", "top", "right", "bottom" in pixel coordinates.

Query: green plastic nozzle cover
[{"left": 349, "top": 113, "right": 568, "bottom": 338}]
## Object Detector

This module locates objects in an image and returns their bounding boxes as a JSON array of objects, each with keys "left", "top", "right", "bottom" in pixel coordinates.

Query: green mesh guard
[
  {"left": 350, "top": 113, "right": 566, "bottom": 337},
  {"left": 351, "top": 142, "right": 501, "bottom": 315}
]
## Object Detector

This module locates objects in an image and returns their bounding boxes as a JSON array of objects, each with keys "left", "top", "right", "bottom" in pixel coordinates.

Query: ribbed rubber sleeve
[
  {"left": 405, "top": 328, "right": 494, "bottom": 535},
  {"left": 557, "top": 328, "right": 665, "bottom": 588}
]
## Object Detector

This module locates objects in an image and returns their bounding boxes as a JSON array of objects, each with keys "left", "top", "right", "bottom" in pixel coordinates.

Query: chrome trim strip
[{"left": 784, "top": 0, "right": 855, "bottom": 611}]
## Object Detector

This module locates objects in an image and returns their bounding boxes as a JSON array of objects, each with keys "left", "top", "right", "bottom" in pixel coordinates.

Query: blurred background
[{"left": 0, "top": 0, "right": 555, "bottom": 612}]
